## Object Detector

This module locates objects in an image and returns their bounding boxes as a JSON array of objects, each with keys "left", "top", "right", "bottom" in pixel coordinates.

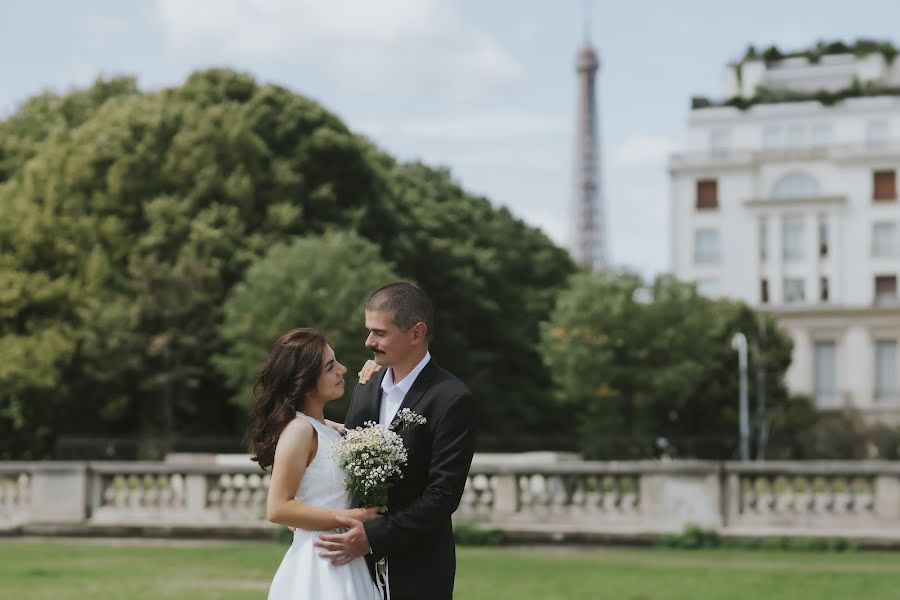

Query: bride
[{"left": 247, "top": 328, "right": 380, "bottom": 600}]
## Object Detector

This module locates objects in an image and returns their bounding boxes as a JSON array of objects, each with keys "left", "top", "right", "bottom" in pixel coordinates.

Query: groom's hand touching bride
[{"left": 314, "top": 515, "right": 372, "bottom": 566}]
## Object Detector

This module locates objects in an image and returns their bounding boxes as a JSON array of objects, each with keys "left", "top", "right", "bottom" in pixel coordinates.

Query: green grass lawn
[{"left": 2, "top": 538, "right": 900, "bottom": 600}]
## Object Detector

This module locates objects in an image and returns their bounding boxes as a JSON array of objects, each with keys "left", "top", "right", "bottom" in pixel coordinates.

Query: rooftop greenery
[
  {"left": 691, "top": 39, "right": 900, "bottom": 111},
  {"left": 739, "top": 39, "right": 898, "bottom": 67}
]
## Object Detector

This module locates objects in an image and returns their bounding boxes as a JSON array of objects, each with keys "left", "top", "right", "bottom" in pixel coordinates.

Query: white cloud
[
  {"left": 609, "top": 133, "right": 676, "bottom": 168},
  {"left": 155, "top": 0, "right": 524, "bottom": 99}
]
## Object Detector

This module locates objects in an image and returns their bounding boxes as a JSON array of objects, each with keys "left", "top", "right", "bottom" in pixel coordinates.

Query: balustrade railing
[
  {"left": 723, "top": 461, "right": 900, "bottom": 537},
  {"left": 2, "top": 460, "right": 899, "bottom": 541}
]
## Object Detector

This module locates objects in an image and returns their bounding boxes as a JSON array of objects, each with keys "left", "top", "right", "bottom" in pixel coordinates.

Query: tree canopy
[
  {"left": 540, "top": 271, "right": 810, "bottom": 459},
  {"left": 213, "top": 231, "right": 400, "bottom": 420},
  {"left": 0, "top": 69, "right": 575, "bottom": 458}
]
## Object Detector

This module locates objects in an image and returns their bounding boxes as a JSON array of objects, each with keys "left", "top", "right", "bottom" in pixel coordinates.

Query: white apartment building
[{"left": 670, "top": 51, "right": 900, "bottom": 420}]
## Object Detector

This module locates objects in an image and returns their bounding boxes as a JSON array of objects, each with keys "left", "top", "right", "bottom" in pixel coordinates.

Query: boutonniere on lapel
[
  {"left": 392, "top": 408, "right": 427, "bottom": 431},
  {"left": 332, "top": 410, "right": 427, "bottom": 509}
]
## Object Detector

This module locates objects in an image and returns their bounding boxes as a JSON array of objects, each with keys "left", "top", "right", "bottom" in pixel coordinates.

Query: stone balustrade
[
  {"left": 722, "top": 461, "right": 900, "bottom": 541},
  {"left": 2, "top": 459, "right": 899, "bottom": 542},
  {"left": 458, "top": 460, "right": 722, "bottom": 537}
]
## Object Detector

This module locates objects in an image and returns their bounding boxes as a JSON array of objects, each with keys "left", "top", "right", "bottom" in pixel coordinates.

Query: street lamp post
[{"left": 731, "top": 332, "right": 750, "bottom": 462}]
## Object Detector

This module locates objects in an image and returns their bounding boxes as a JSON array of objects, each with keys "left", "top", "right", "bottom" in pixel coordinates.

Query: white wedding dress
[{"left": 268, "top": 413, "right": 378, "bottom": 600}]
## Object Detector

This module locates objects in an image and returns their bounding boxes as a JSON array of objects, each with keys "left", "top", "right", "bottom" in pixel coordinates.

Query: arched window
[{"left": 771, "top": 172, "right": 822, "bottom": 199}]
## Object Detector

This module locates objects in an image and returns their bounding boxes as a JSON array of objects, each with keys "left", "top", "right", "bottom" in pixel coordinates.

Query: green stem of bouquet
[{"left": 360, "top": 488, "right": 389, "bottom": 509}]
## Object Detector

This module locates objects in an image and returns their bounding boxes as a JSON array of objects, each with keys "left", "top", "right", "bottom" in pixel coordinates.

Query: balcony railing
[{"left": 670, "top": 141, "right": 900, "bottom": 170}]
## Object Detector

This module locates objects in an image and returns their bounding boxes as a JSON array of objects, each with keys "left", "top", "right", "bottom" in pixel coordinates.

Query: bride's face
[{"left": 312, "top": 344, "right": 347, "bottom": 401}]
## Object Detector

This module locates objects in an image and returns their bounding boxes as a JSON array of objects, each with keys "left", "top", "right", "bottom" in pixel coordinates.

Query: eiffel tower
[{"left": 571, "top": 25, "right": 607, "bottom": 270}]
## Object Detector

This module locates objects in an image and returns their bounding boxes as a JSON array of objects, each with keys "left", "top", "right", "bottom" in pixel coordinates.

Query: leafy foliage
[
  {"left": 0, "top": 69, "right": 575, "bottom": 457},
  {"left": 540, "top": 271, "right": 800, "bottom": 460},
  {"left": 213, "top": 232, "right": 399, "bottom": 419}
]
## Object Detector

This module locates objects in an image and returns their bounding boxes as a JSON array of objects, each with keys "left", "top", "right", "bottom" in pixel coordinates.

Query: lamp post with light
[{"left": 731, "top": 332, "right": 750, "bottom": 462}]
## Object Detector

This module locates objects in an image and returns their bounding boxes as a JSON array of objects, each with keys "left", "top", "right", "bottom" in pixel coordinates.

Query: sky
[{"left": 2, "top": 0, "right": 899, "bottom": 277}]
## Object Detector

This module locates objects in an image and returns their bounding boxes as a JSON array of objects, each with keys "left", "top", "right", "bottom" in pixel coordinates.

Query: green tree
[
  {"left": 540, "top": 271, "right": 797, "bottom": 459},
  {"left": 214, "top": 232, "right": 399, "bottom": 421},
  {"left": 0, "top": 68, "right": 574, "bottom": 458},
  {"left": 372, "top": 163, "right": 577, "bottom": 449}
]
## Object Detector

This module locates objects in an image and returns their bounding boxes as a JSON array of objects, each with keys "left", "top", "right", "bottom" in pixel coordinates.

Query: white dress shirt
[{"left": 379, "top": 351, "right": 431, "bottom": 426}]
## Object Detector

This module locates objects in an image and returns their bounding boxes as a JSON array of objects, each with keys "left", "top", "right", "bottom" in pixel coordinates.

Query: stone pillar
[
  {"left": 185, "top": 473, "right": 208, "bottom": 519},
  {"left": 806, "top": 211, "right": 819, "bottom": 301},
  {"left": 492, "top": 474, "right": 519, "bottom": 515},
  {"left": 29, "top": 462, "right": 88, "bottom": 524},
  {"left": 640, "top": 464, "right": 722, "bottom": 531},
  {"left": 828, "top": 210, "right": 841, "bottom": 302},
  {"left": 875, "top": 475, "right": 900, "bottom": 520},
  {"left": 770, "top": 213, "right": 783, "bottom": 303},
  {"left": 723, "top": 472, "right": 741, "bottom": 527}
]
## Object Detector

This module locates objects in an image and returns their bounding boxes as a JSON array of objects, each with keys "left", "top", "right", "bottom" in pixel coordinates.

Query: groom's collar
[{"left": 381, "top": 351, "right": 431, "bottom": 396}]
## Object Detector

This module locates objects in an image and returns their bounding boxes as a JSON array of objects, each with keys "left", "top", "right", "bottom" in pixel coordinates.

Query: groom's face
[{"left": 364, "top": 309, "right": 413, "bottom": 367}]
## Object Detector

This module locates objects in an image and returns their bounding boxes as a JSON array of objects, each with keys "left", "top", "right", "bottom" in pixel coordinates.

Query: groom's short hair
[{"left": 366, "top": 282, "right": 434, "bottom": 340}]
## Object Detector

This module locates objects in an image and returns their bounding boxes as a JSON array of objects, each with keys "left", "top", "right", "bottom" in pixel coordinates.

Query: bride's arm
[
  {"left": 266, "top": 419, "right": 379, "bottom": 530},
  {"left": 357, "top": 359, "right": 382, "bottom": 385}
]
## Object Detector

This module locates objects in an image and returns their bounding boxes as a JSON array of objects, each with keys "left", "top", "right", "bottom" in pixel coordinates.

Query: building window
[
  {"left": 873, "top": 222, "right": 898, "bottom": 257},
  {"left": 759, "top": 218, "right": 768, "bottom": 261},
  {"left": 782, "top": 219, "right": 805, "bottom": 259},
  {"left": 818, "top": 216, "right": 829, "bottom": 257},
  {"left": 772, "top": 172, "right": 822, "bottom": 199},
  {"left": 866, "top": 120, "right": 889, "bottom": 150},
  {"left": 875, "top": 275, "right": 898, "bottom": 304},
  {"left": 696, "top": 278, "right": 720, "bottom": 298},
  {"left": 694, "top": 229, "right": 720, "bottom": 263},
  {"left": 696, "top": 179, "right": 718, "bottom": 210},
  {"left": 760, "top": 279, "right": 769, "bottom": 304},
  {"left": 820, "top": 276, "right": 829, "bottom": 302},
  {"left": 814, "top": 341, "right": 838, "bottom": 408},
  {"left": 875, "top": 341, "right": 898, "bottom": 400},
  {"left": 784, "top": 277, "right": 805, "bottom": 303},
  {"left": 873, "top": 170, "right": 897, "bottom": 201}
]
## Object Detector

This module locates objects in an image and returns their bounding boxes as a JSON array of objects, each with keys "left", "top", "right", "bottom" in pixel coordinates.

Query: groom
[{"left": 314, "top": 282, "right": 476, "bottom": 600}]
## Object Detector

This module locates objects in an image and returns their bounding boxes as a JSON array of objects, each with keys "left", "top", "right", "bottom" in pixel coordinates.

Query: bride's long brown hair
[{"left": 247, "top": 328, "right": 328, "bottom": 470}]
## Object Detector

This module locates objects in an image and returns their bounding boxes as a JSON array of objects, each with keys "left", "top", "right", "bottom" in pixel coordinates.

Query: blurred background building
[{"left": 670, "top": 45, "right": 900, "bottom": 421}]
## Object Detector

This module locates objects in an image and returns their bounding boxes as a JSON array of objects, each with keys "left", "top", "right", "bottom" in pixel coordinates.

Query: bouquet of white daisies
[{"left": 333, "top": 408, "right": 427, "bottom": 507}]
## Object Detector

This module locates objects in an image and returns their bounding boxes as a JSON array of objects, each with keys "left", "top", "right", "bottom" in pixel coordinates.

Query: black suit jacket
[{"left": 345, "top": 358, "right": 476, "bottom": 600}]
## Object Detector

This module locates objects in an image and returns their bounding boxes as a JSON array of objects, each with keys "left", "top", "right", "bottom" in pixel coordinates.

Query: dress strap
[{"left": 296, "top": 412, "right": 330, "bottom": 435}]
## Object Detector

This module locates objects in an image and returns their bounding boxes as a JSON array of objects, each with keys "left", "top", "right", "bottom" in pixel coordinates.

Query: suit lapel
[
  {"left": 389, "top": 359, "right": 436, "bottom": 427},
  {"left": 368, "top": 369, "right": 388, "bottom": 423}
]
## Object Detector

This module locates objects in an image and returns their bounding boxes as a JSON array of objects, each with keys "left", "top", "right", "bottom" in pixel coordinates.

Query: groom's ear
[{"left": 409, "top": 322, "right": 428, "bottom": 345}]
